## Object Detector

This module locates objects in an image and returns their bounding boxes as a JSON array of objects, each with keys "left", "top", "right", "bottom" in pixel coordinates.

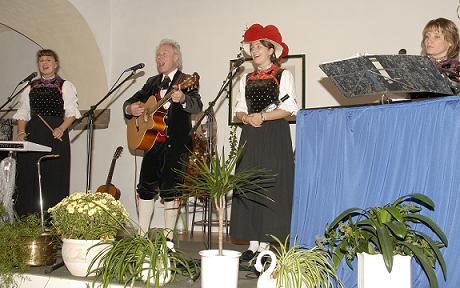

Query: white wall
[
  {"left": 98, "top": 0, "right": 458, "bottom": 225},
  {"left": 2, "top": 0, "right": 459, "bottom": 227},
  {"left": 0, "top": 31, "right": 39, "bottom": 114},
  {"left": 64, "top": 0, "right": 112, "bottom": 198}
]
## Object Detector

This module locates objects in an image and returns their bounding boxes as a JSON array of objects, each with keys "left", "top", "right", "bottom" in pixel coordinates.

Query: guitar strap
[
  {"left": 154, "top": 72, "right": 186, "bottom": 142},
  {"left": 154, "top": 72, "right": 186, "bottom": 106}
]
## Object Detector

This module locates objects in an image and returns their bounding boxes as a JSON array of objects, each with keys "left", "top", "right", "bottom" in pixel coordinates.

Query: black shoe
[{"left": 240, "top": 250, "right": 256, "bottom": 262}]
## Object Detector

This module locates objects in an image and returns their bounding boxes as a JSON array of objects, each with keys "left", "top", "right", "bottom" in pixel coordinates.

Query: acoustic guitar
[
  {"left": 127, "top": 72, "right": 200, "bottom": 151},
  {"left": 96, "top": 146, "right": 123, "bottom": 200}
]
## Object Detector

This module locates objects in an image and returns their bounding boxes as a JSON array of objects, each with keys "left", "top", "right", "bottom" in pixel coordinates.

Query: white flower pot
[
  {"left": 358, "top": 252, "right": 411, "bottom": 288},
  {"left": 61, "top": 238, "right": 111, "bottom": 277},
  {"left": 199, "top": 249, "right": 241, "bottom": 288},
  {"left": 141, "top": 256, "right": 172, "bottom": 286}
]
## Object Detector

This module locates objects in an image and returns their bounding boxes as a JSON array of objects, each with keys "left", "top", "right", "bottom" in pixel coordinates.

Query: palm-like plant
[
  {"left": 176, "top": 144, "right": 272, "bottom": 256},
  {"left": 317, "top": 193, "right": 448, "bottom": 288}
]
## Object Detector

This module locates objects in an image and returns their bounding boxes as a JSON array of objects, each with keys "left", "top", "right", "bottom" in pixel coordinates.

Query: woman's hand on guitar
[{"left": 129, "top": 101, "right": 145, "bottom": 116}]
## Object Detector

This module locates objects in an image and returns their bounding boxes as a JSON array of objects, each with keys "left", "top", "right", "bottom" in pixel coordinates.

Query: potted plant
[
  {"left": 316, "top": 193, "right": 448, "bottom": 288},
  {"left": 88, "top": 228, "right": 195, "bottom": 288},
  {"left": 0, "top": 205, "right": 43, "bottom": 288},
  {"left": 254, "top": 235, "right": 344, "bottom": 288},
  {"left": 176, "top": 141, "right": 272, "bottom": 288},
  {"left": 48, "top": 191, "right": 129, "bottom": 277}
]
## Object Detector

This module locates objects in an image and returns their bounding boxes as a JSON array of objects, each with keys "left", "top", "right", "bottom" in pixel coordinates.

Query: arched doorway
[{"left": 0, "top": 0, "right": 107, "bottom": 109}]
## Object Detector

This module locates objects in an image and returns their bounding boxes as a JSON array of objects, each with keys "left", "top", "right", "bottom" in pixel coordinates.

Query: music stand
[
  {"left": 319, "top": 54, "right": 453, "bottom": 98},
  {"left": 71, "top": 109, "right": 110, "bottom": 130}
]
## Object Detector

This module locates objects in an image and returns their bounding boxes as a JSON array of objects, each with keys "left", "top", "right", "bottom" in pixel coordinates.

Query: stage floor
[{"left": 16, "top": 232, "right": 258, "bottom": 288}]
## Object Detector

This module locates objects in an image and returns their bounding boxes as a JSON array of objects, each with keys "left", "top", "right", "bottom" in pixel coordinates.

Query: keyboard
[{"left": 0, "top": 141, "right": 52, "bottom": 152}]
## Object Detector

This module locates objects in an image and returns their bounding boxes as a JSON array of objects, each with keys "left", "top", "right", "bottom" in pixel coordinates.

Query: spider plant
[
  {"left": 317, "top": 193, "right": 448, "bottom": 288},
  {"left": 89, "top": 228, "right": 194, "bottom": 288},
  {"left": 268, "top": 235, "right": 344, "bottom": 288}
]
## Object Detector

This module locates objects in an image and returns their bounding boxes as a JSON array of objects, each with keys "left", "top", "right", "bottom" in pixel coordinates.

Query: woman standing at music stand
[{"left": 13, "top": 49, "right": 81, "bottom": 217}]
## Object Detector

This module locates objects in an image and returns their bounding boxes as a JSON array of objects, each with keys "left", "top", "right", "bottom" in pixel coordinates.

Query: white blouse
[
  {"left": 13, "top": 80, "right": 81, "bottom": 121},
  {"left": 234, "top": 69, "right": 299, "bottom": 115}
]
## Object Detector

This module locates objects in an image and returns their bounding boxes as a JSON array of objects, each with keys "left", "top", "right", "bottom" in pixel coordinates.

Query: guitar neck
[
  {"left": 145, "top": 83, "right": 183, "bottom": 115},
  {"left": 105, "top": 158, "right": 117, "bottom": 185}
]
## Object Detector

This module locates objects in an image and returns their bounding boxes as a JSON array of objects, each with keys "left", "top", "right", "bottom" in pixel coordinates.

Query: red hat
[{"left": 243, "top": 24, "right": 289, "bottom": 59}]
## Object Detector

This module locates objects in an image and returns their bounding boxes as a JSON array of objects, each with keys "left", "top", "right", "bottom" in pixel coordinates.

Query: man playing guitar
[{"left": 123, "top": 39, "right": 202, "bottom": 238}]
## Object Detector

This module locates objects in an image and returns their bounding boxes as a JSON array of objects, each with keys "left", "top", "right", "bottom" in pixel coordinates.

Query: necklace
[
  {"left": 257, "top": 63, "right": 273, "bottom": 71},
  {"left": 430, "top": 55, "right": 448, "bottom": 63}
]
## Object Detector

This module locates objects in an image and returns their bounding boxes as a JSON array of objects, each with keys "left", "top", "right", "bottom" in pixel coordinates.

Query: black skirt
[
  {"left": 14, "top": 115, "right": 70, "bottom": 217},
  {"left": 230, "top": 119, "right": 294, "bottom": 242}
]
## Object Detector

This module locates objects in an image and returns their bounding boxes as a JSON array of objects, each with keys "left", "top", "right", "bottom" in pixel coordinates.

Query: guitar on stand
[
  {"left": 127, "top": 72, "right": 200, "bottom": 151},
  {"left": 96, "top": 146, "right": 123, "bottom": 200}
]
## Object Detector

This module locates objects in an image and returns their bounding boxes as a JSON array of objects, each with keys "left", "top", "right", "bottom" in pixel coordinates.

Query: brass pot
[{"left": 22, "top": 232, "right": 58, "bottom": 267}]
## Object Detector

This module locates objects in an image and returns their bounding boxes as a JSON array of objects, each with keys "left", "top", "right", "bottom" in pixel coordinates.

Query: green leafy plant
[
  {"left": 0, "top": 208, "right": 42, "bottom": 288},
  {"left": 268, "top": 235, "right": 344, "bottom": 288},
  {"left": 48, "top": 192, "right": 128, "bottom": 240},
  {"left": 316, "top": 193, "right": 448, "bottom": 288},
  {"left": 176, "top": 144, "right": 273, "bottom": 256},
  {"left": 89, "top": 228, "right": 195, "bottom": 288},
  {"left": 227, "top": 125, "right": 238, "bottom": 164}
]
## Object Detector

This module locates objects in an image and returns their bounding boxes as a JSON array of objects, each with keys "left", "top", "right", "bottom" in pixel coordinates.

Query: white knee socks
[
  {"left": 248, "top": 241, "right": 259, "bottom": 252},
  {"left": 258, "top": 242, "right": 270, "bottom": 252},
  {"left": 138, "top": 198, "right": 155, "bottom": 234},
  {"left": 163, "top": 200, "right": 180, "bottom": 239}
]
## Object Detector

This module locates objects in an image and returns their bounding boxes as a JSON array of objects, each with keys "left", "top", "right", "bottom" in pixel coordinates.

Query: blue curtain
[{"left": 291, "top": 96, "right": 460, "bottom": 288}]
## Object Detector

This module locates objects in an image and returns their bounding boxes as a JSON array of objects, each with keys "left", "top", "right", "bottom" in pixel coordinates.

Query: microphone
[
  {"left": 398, "top": 48, "right": 407, "bottom": 55},
  {"left": 123, "top": 63, "right": 145, "bottom": 72},
  {"left": 19, "top": 72, "right": 38, "bottom": 84},
  {"left": 233, "top": 56, "right": 245, "bottom": 69}
]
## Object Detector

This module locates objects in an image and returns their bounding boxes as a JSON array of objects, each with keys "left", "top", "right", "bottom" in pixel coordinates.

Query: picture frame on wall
[{"left": 228, "top": 54, "right": 306, "bottom": 125}]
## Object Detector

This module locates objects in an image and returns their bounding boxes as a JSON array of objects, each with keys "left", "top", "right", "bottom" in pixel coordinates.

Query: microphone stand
[
  {"left": 0, "top": 81, "right": 31, "bottom": 116},
  {"left": 72, "top": 70, "right": 138, "bottom": 192},
  {"left": 191, "top": 63, "right": 242, "bottom": 249}
]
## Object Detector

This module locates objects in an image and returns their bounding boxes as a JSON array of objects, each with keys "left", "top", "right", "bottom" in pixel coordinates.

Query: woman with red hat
[{"left": 230, "top": 24, "right": 298, "bottom": 261}]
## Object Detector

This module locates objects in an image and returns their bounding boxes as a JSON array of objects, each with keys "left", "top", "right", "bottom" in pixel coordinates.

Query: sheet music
[{"left": 319, "top": 54, "right": 453, "bottom": 98}]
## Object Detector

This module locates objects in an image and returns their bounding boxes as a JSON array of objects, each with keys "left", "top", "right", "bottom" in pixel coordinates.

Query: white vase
[
  {"left": 199, "top": 249, "right": 241, "bottom": 288},
  {"left": 141, "top": 256, "right": 172, "bottom": 286},
  {"left": 358, "top": 252, "right": 411, "bottom": 288},
  {"left": 61, "top": 238, "right": 111, "bottom": 277}
]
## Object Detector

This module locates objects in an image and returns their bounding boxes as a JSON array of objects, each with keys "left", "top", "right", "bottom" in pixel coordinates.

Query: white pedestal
[{"left": 358, "top": 253, "right": 411, "bottom": 288}]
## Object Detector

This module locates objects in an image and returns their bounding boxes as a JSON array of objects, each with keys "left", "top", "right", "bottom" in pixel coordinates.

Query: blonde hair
[
  {"left": 157, "top": 39, "right": 183, "bottom": 70},
  {"left": 422, "top": 18, "right": 460, "bottom": 59}
]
